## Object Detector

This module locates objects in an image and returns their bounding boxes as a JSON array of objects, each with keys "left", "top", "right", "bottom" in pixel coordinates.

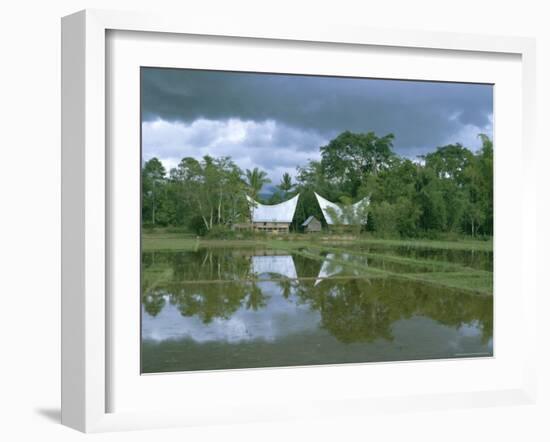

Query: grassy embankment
[{"left": 142, "top": 231, "right": 492, "bottom": 252}]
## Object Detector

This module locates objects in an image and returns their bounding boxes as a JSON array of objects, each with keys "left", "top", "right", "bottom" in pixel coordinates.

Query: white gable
[
  {"left": 314, "top": 192, "right": 369, "bottom": 225},
  {"left": 246, "top": 194, "right": 299, "bottom": 223}
]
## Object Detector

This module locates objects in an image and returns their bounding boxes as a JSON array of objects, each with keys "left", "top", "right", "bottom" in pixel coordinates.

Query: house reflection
[
  {"left": 314, "top": 253, "right": 365, "bottom": 286},
  {"left": 251, "top": 255, "right": 298, "bottom": 279}
]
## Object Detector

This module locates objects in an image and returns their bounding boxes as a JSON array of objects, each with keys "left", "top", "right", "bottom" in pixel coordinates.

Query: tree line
[{"left": 142, "top": 130, "right": 493, "bottom": 238}]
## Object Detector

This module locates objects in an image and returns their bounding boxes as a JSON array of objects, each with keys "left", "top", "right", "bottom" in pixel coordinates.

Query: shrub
[
  {"left": 165, "top": 226, "right": 192, "bottom": 234},
  {"left": 141, "top": 222, "right": 156, "bottom": 231},
  {"left": 369, "top": 198, "right": 421, "bottom": 238},
  {"left": 205, "top": 225, "right": 237, "bottom": 239},
  {"left": 369, "top": 202, "right": 399, "bottom": 237},
  {"left": 188, "top": 216, "right": 208, "bottom": 236},
  {"left": 234, "top": 229, "right": 256, "bottom": 240}
]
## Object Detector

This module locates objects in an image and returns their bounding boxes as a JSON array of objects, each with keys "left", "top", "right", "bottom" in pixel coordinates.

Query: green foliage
[
  {"left": 245, "top": 167, "right": 271, "bottom": 200},
  {"left": 181, "top": 156, "right": 249, "bottom": 231},
  {"left": 164, "top": 226, "right": 192, "bottom": 234},
  {"left": 188, "top": 215, "right": 208, "bottom": 236},
  {"left": 142, "top": 157, "right": 168, "bottom": 226},
  {"left": 369, "top": 198, "right": 421, "bottom": 238},
  {"left": 278, "top": 172, "right": 294, "bottom": 195},
  {"left": 423, "top": 143, "right": 474, "bottom": 183},
  {"left": 205, "top": 225, "right": 238, "bottom": 239},
  {"left": 320, "top": 131, "right": 395, "bottom": 196},
  {"left": 142, "top": 131, "right": 493, "bottom": 239}
]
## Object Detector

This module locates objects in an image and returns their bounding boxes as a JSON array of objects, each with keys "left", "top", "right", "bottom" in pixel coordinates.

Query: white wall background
[{"left": 0, "top": 1, "right": 548, "bottom": 441}]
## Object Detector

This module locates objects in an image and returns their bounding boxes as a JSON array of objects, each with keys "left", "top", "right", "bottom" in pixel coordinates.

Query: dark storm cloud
[{"left": 141, "top": 67, "right": 493, "bottom": 154}]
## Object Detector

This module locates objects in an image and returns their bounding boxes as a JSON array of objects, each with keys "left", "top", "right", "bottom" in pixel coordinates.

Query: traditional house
[
  {"left": 301, "top": 215, "right": 322, "bottom": 233},
  {"left": 245, "top": 194, "right": 300, "bottom": 233},
  {"left": 314, "top": 192, "right": 369, "bottom": 230}
]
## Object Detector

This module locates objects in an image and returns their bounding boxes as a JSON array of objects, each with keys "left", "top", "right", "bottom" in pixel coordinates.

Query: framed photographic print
[
  {"left": 61, "top": 9, "right": 537, "bottom": 432},
  {"left": 139, "top": 67, "right": 495, "bottom": 374}
]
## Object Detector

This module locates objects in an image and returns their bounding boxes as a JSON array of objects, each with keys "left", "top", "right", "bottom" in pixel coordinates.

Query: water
[
  {"left": 348, "top": 243, "right": 493, "bottom": 271},
  {"left": 141, "top": 246, "right": 493, "bottom": 373}
]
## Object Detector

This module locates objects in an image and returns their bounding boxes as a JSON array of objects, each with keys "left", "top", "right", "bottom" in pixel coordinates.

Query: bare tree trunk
[
  {"left": 218, "top": 191, "right": 223, "bottom": 225},
  {"left": 197, "top": 198, "right": 209, "bottom": 231},
  {"left": 152, "top": 180, "right": 156, "bottom": 225}
]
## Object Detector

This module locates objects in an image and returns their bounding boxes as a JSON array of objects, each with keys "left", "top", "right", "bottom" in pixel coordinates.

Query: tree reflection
[
  {"left": 276, "top": 278, "right": 294, "bottom": 299},
  {"left": 142, "top": 250, "right": 493, "bottom": 344},
  {"left": 142, "top": 290, "right": 167, "bottom": 317},
  {"left": 159, "top": 249, "right": 254, "bottom": 282},
  {"left": 314, "top": 280, "right": 393, "bottom": 343},
  {"left": 170, "top": 282, "right": 246, "bottom": 324},
  {"left": 297, "top": 277, "right": 493, "bottom": 344},
  {"left": 245, "top": 283, "right": 268, "bottom": 311}
]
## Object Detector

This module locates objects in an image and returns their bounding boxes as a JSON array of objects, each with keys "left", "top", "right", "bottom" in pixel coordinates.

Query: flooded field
[{"left": 141, "top": 242, "right": 493, "bottom": 373}]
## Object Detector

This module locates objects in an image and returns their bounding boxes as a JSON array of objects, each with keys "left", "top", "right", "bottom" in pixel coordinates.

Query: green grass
[
  {"left": 142, "top": 232, "right": 291, "bottom": 251},
  {"left": 142, "top": 232, "right": 492, "bottom": 253},
  {"left": 352, "top": 237, "right": 492, "bottom": 252},
  {"left": 257, "top": 233, "right": 492, "bottom": 252},
  {"left": 402, "top": 272, "right": 493, "bottom": 294}
]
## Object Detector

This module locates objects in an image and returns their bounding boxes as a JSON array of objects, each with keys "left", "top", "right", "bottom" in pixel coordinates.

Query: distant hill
[{"left": 258, "top": 184, "right": 277, "bottom": 199}]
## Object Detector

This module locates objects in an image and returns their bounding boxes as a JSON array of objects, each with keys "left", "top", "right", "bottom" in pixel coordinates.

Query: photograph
[{"left": 140, "top": 67, "right": 494, "bottom": 374}]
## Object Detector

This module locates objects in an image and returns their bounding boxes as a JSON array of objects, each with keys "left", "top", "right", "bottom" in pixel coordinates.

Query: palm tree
[
  {"left": 245, "top": 167, "right": 271, "bottom": 199},
  {"left": 277, "top": 172, "right": 294, "bottom": 197}
]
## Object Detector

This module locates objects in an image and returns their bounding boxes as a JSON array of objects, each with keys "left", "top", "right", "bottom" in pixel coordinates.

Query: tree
[
  {"left": 369, "top": 198, "right": 421, "bottom": 238},
  {"left": 416, "top": 168, "right": 448, "bottom": 233},
  {"left": 320, "top": 131, "right": 395, "bottom": 196},
  {"left": 171, "top": 156, "right": 249, "bottom": 232},
  {"left": 245, "top": 167, "right": 271, "bottom": 200},
  {"left": 423, "top": 143, "right": 474, "bottom": 184},
  {"left": 142, "top": 157, "right": 167, "bottom": 226},
  {"left": 277, "top": 172, "right": 294, "bottom": 196},
  {"left": 462, "top": 134, "right": 493, "bottom": 236},
  {"left": 422, "top": 144, "right": 478, "bottom": 234}
]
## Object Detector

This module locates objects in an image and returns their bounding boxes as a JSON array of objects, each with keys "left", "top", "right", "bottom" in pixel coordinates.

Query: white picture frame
[{"left": 61, "top": 9, "right": 537, "bottom": 433}]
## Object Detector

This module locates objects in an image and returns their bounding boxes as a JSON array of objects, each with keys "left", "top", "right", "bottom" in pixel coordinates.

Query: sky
[{"left": 141, "top": 68, "right": 493, "bottom": 185}]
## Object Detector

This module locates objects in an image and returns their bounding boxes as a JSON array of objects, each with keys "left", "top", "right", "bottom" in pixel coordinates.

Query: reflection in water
[
  {"left": 143, "top": 281, "right": 318, "bottom": 344},
  {"left": 142, "top": 249, "right": 493, "bottom": 373},
  {"left": 143, "top": 277, "right": 492, "bottom": 345},
  {"left": 251, "top": 255, "right": 298, "bottom": 279},
  {"left": 314, "top": 253, "right": 364, "bottom": 285},
  {"left": 350, "top": 243, "right": 493, "bottom": 271}
]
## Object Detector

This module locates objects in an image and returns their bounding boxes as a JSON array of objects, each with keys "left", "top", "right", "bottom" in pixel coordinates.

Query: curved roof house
[
  {"left": 246, "top": 194, "right": 300, "bottom": 233},
  {"left": 314, "top": 192, "right": 369, "bottom": 225}
]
